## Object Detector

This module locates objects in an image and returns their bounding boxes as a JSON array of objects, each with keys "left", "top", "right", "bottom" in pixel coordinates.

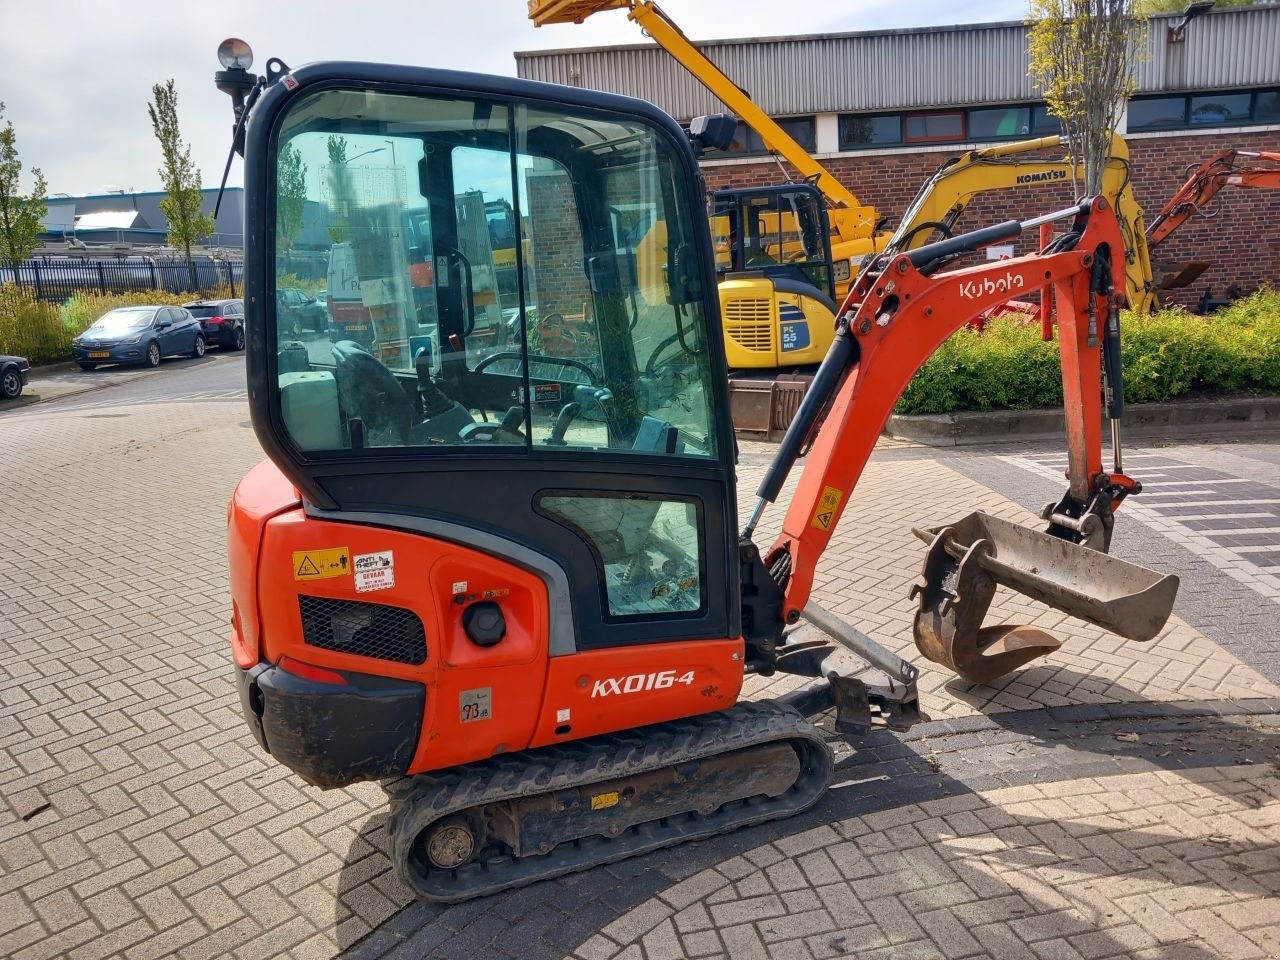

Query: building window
[
  {"left": 1128, "top": 96, "right": 1187, "bottom": 131},
  {"left": 1031, "top": 106, "right": 1062, "bottom": 137},
  {"left": 905, "top": 111, "right": 965, "bottom": 142},
  {"left": 838, "top": 114, "right": 901, "bottom": 149},
  {"left": 967, "top": 106, "right": 1032, "bottom": 140},
  {"left": 703, "top": 117, "right": 816, "bottom": 157},
  {"left": 1258, "top": 90, "right": 1280, "bottom": 124},
  {"left": 1128, "top": 89, "right": 1280, "bottom": 132},
  {"left": 1189, "top": 93, "right": 1252, "bottom": 126}
]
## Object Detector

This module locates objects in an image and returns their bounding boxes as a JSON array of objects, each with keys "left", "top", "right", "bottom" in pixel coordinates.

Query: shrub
[{"left": 895, "top": 289, "right": 1280, "bottom": 415}]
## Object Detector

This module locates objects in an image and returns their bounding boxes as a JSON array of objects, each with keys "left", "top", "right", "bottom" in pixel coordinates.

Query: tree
[
  {"left": 147, "top": 80, "right": 214, "bottom": 288},
  {"left": 1028, "top": 0, "right": 1142, "bottom": 196},
  {"left": 277, "top": 143, "right": 307, "bottom": 249},
  {"left": 325, "top": 135, "right": 352, "bottom": 244},
  {"left": 0, "top": 102, "right": 48, "bottom": 284}
]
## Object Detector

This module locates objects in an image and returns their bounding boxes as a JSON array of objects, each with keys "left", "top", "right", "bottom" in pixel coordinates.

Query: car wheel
[
  {"left": 233, "top": 326, "right": 245, "bottom": 351},
  {"left": 191, "top": 334, "right": 206, "bottom": 359},
  {"left": 146, "top": 341, "right": 161, "bottom": 367},
  {"left": 77, "top": 362, "right": 97, "bottom": 372},
  {"left": 0, "top": 367, "right": 22, "bottom": 400}
]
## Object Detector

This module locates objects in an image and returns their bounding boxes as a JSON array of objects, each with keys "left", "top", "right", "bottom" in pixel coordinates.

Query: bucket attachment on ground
[{"left": 910, "top": 512, "right": 1179, "bottom": 684}]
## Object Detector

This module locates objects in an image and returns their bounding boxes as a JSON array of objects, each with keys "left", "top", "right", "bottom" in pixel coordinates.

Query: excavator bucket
[
  {"left": 910, "top": 512, "right": 1179, "bottom": 684},
  {"left": 527, "top": 0, "right": 629, "bottom": 26}
]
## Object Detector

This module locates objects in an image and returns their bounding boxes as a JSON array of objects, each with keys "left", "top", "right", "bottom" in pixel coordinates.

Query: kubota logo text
[
  {"left": 959, "top": 272, "right": 1026, "bottom": 300},
  {"left": 592, "top": 670, "right": 696, "bottom": 697}
]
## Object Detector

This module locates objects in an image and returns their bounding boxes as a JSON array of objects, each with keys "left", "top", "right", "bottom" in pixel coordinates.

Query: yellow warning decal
[
  {"left": 591, "top": 791, "right": 620, "bottom": 811},
  {"left": 292, "top": 547, "right": 350, "bottom": 581},
  {"left": 810, "top": 486, "right": 843, "bottom": 531}
]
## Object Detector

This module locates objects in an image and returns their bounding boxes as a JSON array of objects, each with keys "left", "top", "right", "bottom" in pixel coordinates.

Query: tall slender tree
[
  {"left": 0, "top": 102, "right": 48, "bottom": 284},
  {"left": 325, "top": 135, "right": 352, "bottom": 244},
  {"left": 1028, "top": 0, "right": 1143, "bottom": 197},
  {"left": 148, "top": 80, "right": 214, "bottom": 288},
  {"left": 277, "top": 143, "right": 308, "bottom": 249}
]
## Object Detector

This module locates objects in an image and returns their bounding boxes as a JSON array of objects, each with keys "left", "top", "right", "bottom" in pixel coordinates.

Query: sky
[{"left": 0, "top": 0, "right": 1026, "bottom": 197}]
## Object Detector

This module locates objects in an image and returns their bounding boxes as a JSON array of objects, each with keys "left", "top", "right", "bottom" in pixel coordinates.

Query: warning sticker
[
  {"left": 293, "top": 547, "right": 350, "bottom": 581},
  {"left": 591, "top": 791, "right": 620, "bottom": 811},
  {"left": 810, "top": 486, "right": 844, "bottom": 531},
  {"left": 353, "top": 550, "right": 395, "bottom": 593}
]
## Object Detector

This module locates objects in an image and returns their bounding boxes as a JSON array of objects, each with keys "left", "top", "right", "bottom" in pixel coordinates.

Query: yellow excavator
[
  {"left": 869, "top": 133, "right": 1159, "bottom": 315},
  {"left": 529, "top": 0, "right": 891, "bottom": 368}
]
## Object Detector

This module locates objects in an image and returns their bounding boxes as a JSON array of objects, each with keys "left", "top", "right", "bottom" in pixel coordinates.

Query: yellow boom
[{"left": 529, "top": 0, "right": 888, "bottom": 262}]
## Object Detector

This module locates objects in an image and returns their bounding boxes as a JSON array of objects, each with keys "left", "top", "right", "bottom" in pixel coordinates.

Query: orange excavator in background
[
  {"left": 215, "top": 39, "right": 1178, "bottom": 903},
  {"left": 1146, "top": 149, "right": 1280, "bottom": 311}
]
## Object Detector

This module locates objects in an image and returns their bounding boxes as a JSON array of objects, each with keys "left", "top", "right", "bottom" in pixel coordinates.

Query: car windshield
[
  {"left": 91, "top": 308, "right": 155, "bottom": 333},
  {"left": 186, "top": 306, "right": 220, "bottom": 318}
]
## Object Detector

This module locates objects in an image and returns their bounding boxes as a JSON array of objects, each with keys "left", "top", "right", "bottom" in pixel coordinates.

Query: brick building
[{"left": 516, "top": 6, "right": 1280, "bottom": 308}]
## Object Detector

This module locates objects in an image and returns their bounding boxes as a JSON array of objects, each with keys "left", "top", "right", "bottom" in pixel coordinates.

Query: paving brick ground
[{"left": 1, "top": 387, "right": 1277, "bottom": 960}]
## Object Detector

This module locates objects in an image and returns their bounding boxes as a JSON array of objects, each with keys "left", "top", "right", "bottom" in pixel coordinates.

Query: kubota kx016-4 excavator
[{"left": 217, "top": 41, "right": 1178, "bottom": 903}]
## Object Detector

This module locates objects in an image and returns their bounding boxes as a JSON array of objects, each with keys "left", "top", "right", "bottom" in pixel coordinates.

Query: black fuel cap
[{"left": 462, "top": 601, "right": 506, "bottom": 647}]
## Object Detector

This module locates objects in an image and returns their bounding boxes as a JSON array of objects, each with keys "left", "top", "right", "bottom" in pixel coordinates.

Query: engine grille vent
[
  {"left": 298, "top": 595, "right": 426, "bottom": 665},
  {"left": 724, "top": 298, "right": 774, "bottom": 353}
]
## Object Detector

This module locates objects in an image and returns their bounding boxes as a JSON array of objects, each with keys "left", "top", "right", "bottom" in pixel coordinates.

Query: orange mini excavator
[{"left": 215, "top": 40, "right": 1178, "bottom": 902}]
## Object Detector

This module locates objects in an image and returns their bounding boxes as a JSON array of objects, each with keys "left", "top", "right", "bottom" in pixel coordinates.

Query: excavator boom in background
[
  {"left": 869, "top": 134, "right": 1158, "bottom": 316},
  {"left": 528, "top": 0, "right": 893, "bottom": 370},
  {"left": 218, "top": 40, "right": 1178, "bottom": 904}
]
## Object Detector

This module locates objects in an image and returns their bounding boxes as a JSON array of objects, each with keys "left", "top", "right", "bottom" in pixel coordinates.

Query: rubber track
[{"left": 386, "top": 701, "right": 833, "bottom": 902}]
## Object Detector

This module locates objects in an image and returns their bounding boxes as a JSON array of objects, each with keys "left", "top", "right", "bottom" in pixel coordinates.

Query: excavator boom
[
  {"left": 1147, "top": 149, "right": 1280, "bottom": 247},
  {"left": 876, "top": 133, "right": 1157, "bottom": 314},
  {"left": 528, "top": 0, "right": 884, "bottom": 250},
  {"left": 745, "top": 197, "right": 1178, "bottom": 683}
]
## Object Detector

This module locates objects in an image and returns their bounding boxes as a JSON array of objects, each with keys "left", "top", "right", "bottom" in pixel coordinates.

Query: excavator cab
[{"left": 710, "top": 184, "right": 838, "bottom": 367}]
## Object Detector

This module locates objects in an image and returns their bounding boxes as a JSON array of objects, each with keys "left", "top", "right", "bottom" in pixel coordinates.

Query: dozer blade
[{"left": 910, "top": 512, "right": 1179, "bottom": 684}]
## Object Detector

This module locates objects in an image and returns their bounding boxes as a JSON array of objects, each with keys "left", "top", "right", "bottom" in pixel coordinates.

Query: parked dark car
[
  {"left": 72, "top": 306, "right": 206, "bottom": 370},
  {"left": 276, "top": 287, "right": 328, "bottom": 336},
  {"left": 1, "top": 354, "right": 30, "bottom": 400},
  {"left": 185, "top": 298, "right": 246, "bottom": 350}
]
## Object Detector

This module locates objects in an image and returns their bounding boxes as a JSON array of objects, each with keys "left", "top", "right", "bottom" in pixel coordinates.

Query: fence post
[
  {"left": 96, "top": 262, "right": 107, "bottom": 294},
  {"left": 32, "top": 261, "right": 44, "bottom": 301}
]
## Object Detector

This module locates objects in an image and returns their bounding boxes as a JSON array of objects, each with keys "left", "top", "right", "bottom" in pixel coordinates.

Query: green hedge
[
  {"left": 0, "top": 284, "right": 228, "bottom": 365},
  {"left": 896, "top": 289, "right": 1280, "bottom": 415}
]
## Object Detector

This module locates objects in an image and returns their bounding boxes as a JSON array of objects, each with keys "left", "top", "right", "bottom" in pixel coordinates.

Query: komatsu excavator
[
  {"left": 528, "top": 0, "right": 893, "bottom": 369},
  {"left": 869, "top": 134, "right": 1158, "bottom": 315},
  {"left": 216, "top": 40, "right": 1178, "bottom": 903}
]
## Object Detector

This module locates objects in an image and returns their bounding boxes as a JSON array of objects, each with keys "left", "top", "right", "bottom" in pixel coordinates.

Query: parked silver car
[{"left": 72, "top": 306, "right": 206, "bottom": 370}]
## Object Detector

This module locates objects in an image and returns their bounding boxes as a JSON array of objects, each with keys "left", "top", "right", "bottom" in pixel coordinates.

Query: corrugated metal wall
[{"left": 516, "top": 7, "right": 1280, "bottom": 120}]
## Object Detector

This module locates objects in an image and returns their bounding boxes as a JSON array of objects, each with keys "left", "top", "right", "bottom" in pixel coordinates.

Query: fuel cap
[{"left": 462, "top": 601, "right": 506, "bottom": 647}]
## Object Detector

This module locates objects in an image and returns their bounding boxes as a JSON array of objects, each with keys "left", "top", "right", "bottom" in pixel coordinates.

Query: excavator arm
[
  {"left": 877, "top": 134, "right": 1158, "bottom": 314},
  {"left": 528, "top": 0, "right": 884, "bottom": 252},
  {"left": 1147, "top": 149, "right": 1280, "bottom": 247},
  {"left": 744, "top": 198, "right": 1177, "bottom": 684}
]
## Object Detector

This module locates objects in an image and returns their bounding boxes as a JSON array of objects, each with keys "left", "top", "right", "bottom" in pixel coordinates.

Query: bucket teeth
[{"left": 910, "top": 512, "right": 1178, "bottom": 685}]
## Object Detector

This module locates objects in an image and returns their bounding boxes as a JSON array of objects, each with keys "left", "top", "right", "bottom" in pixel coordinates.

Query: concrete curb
[{"left": 885, "top": 395, "right": 1280, "bottom": 446}]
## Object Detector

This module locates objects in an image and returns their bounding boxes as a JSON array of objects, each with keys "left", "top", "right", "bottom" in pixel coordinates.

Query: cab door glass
[{"left": 512, "top": 103, "right": 718, "bottom": 459}]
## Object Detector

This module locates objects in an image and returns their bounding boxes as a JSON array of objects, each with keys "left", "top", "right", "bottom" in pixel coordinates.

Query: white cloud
[{"left": 0, "top": 0, "right": 1024, "bottom": 195}]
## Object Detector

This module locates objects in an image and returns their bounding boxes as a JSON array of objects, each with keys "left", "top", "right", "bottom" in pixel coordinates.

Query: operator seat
[{"left": 331, "top": 340, "right": 415, "bottom": 447}]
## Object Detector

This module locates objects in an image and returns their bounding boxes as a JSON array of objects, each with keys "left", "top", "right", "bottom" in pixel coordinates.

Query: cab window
[{"left": 272, "top": 88, "right": 718, "bottom": 459}]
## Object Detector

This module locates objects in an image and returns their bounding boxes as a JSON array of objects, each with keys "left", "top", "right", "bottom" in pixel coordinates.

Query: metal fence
[{"left": 0, "top": 256, "right": 245, "bottom": 303}]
